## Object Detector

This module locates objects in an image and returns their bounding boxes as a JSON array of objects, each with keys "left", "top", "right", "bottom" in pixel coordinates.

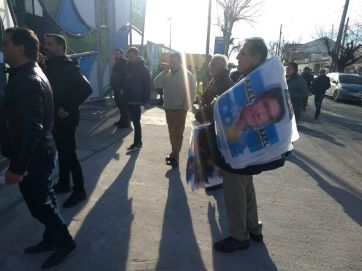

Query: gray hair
[{"left": 211, "top": 54, "right": 228, "bottom": 69}]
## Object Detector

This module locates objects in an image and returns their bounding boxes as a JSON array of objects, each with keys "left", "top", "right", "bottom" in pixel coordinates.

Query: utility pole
[
  {"left": 205, "top": 0, "right": 212, "bottom": 56},
  {"left": 277, "top": 24, "right": 283, "bottom": 59},
  {"left": 223, "top": 7, "right": 229, "bottom": 56},
  {"left": 341, "top": 17, "right": 349, "bottom": 49},
  {"left": 129, "top": 0, "right": 133, "bottom": 46},
  {"left": 333, "top": 0, "right": 350, "bottom": 71},
  {"left": 168, "top": 17, "right": 172, "bottom": 51}
]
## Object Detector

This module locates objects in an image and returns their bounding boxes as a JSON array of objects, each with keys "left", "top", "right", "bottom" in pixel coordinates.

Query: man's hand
[
  {"left": 57, "top": 107, "right": 69, "bottom": 119},
  {"left": 5, "top": 170, "right": 23, "bottom": 185}
]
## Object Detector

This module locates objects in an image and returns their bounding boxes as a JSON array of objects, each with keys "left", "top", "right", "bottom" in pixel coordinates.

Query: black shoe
[
  {"left": 166, "top": 157, "right": 178, "bottom": 168},
  {"left": 205, "top": 183, "right": 223, "bottom": 192},
  {"left": 53, "top": 182, "right": 71, "bottom": 194},
  {"left": 62, "top": 191, "right": 87, "bottom": 208},
  {"left": 24, "top": 240, "right": 56, "bottom": 254},
  {"left": 126, "top": 143, "right": 142, "bottom": 154},
  {"left": 41, "top": 241, "right": 76, "bottom": 269},
  {"left": 165, "top": 154, "right": 173, "bottom": 162},
  {"left": 117, "top": 122, "right": 131, "bottom": 129},
  {"left": 214, "top": 237, "right": 250, "bottom": 253},
  {"left": 249, "top": 233, "right": 263, "bottom": 242}
]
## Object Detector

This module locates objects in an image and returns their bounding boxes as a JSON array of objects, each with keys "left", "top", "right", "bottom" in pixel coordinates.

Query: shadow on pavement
[
  {"left": 156, "top": 169, "right": 207, "bottom": 270},
  {"left": 208, "top": 190, "right": 278, "bottom": 271},
  {"left": 297, "top": 124, "right": 346, "bottom": 147},
  {"left": 63, "top": 152, "right": 139, "bottom": 270},
  {"left": 289, "top": 151, "right": 362, "bottom": 226}
]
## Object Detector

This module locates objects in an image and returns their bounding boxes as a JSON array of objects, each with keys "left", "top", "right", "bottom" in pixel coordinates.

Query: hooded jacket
[
  {"left": 0, "top": 62, "right": 55, "bottom": 175},
  {"left": 44, "top": 55, "right": 92, "bottom": 126},
  {"left": 126, "top": 57, "right": 151, "bottom": 104}
]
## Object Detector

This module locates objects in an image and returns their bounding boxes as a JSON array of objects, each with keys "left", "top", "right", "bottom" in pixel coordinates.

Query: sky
[{"left": 142, "top": 0, "right": 361, "bottom": 55}]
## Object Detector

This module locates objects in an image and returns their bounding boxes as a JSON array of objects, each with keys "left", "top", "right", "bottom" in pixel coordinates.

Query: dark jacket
[
  {"left": 310, "top": 75, "right": 331, "bottom": 96},
  {"left": 301, "top": 71, "right": 314, "bottom": 89},
  {"left": 195, "top": 69, "right": 233, "bottom": 123},
  {"left": 287, "top": 73, "right": 309, "bottom": 98},
  {"left": 110, "top": 57, "right": 127, "bottom": 90},
  {"left": 0, "top": 62, "right": 55, "bottom": 175},
  {"left": 44, "top": 55, "right": 92, "bottom": 126},
  {"left": 126, "top": 57, "right": 151, "bottom": 104}
]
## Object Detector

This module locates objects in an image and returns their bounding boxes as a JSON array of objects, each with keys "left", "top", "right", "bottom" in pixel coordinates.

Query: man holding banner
[{"left": 213, "top": 38, "right": 267, "bottom": 253}]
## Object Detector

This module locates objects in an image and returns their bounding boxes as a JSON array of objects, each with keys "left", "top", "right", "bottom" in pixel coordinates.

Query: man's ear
[{"left": 17, "top": 44, "right": 25, "bottom": 56}]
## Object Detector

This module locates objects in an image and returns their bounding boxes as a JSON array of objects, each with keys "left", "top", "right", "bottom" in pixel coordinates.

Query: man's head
[
  {"left": 43, "top": 34, "right": 66, "bottom": 58},
  {"left": 1, "top": 27, "right": 39, "bottom": 67},
  {"left": 319, "top": 68, "right": 326, "bottom": 75},
  {"left": 209, "top": 54, "right": 228, "bottom": 77},
  {"left": 243, "top": 87, "right": 285, "bottom": 128},
  {"left": 127, "top": 47, "right": 139, "bottom": 63},
  {"left": 236, "top": 37, "right": 267, "bottom": 74},
  {"left": 113, "top": 48, "right": 124, "bottom": 60},
  {"left": 169, "top": 52, "right": 182, "bottom": 73},
  {"left": 286, "top": 62, "right": 298, "bottom": 78}
]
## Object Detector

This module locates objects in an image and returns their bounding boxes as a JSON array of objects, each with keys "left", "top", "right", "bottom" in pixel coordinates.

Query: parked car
[{"left": 325, "top": 73, "right": 362, "bottom": 102}]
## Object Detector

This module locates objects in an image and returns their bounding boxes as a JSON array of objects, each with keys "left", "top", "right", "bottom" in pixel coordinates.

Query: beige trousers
[
  {"left": 165, "top": 109, "right": 188, "bottom": 161},
  {"left": 222, "top": 171, "right": 262, "bottom": 241}
]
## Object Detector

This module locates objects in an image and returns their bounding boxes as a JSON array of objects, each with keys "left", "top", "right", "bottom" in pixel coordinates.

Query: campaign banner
[
  {"left": 186, "top": 121, "right": 223, "bottom": 191},
  {"left": 213, "top": 57, "right": 299, "bottom": 169}
]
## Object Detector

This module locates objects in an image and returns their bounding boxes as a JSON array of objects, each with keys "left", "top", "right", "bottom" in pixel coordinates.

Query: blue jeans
[{"left": 19, "top": 151, "right": 72, "bottom": 246}]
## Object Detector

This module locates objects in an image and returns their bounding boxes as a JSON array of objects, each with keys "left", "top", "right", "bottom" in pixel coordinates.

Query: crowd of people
[{"left": 0, "top": 26, "right": 331, "bottom": 269}]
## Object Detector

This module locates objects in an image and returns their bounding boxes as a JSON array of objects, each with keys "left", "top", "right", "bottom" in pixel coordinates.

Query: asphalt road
[{"left": 0, "top": 97, "right": 361, "bottom": 271}]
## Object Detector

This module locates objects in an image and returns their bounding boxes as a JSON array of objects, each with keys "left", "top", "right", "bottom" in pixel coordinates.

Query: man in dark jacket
[
  {"left": 0, "top": 27, "right": 75, "bottom": 269},
  {"left": 211, "top": 38, "right": 267, "bottom": 253},
  {"left": 111, "top": 48, "right": 129, "bottom": 128},
  {"left": 301, "top": 67, "right": 314, "bottom": 111},
  {"left": 43, "top": 34, "right": 92, "bottom": 208},
  {"left": 310, "top": 68, "right": 331, "bottom": 119},
  {"left": 125, "top": 47, "right": 151, "bottom": 153},
  {"left": 286, "top": 62, "right": 309, "bottom": 122}
]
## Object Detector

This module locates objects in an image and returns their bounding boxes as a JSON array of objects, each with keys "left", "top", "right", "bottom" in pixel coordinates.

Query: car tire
[{"left": 333, "top": 90, "right": 340, "bottom": 102}]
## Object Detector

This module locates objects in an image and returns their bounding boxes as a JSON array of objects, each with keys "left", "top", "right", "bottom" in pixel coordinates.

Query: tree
[
  {"left": 216, "top": 0, "right": 260, "bottom": 56},
  {"left": 316, "top": 23, "right": 362, "bottom": 72}
]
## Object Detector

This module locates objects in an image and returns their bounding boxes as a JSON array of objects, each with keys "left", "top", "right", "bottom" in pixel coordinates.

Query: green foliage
[{"left": 64, "top": 31, "right": 97, "bottom": 54}]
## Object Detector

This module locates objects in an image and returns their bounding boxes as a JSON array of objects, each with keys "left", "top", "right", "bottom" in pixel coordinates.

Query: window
[
  {"left": 340, "top": 75, "right": 362, "bottom": 85},
  {"left": 25, "top": 0, "right": 43, "bottom": 17}
]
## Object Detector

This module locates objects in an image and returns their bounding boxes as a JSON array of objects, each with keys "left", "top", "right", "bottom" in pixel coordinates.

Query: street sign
[{"left": 214, "top": 36, "right": 225, "bottom": 54}]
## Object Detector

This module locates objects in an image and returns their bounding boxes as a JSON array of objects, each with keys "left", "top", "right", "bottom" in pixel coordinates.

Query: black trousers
[
  {"left": 291, "top": 96, "right": 302, "bottom": 122},
  {"left": 53, "top": 121, "right": 84, "bottom": 192},
  {"left": 314, "top": 92, "right": 325, "bottom": 118},
  {"left": 128, "top": 104, "right": 142, "bottom": 145},
  {"left": 19, "top": 151, "right": 72, "bottom": 247},
  {"left": 114, "top": 88, "right": 129, "bottom": 123}
]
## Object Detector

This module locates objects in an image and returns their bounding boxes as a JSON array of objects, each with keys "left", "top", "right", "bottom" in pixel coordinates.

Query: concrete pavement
[{"left": 0, "top": 99, "right": 361, "bottom": 271}]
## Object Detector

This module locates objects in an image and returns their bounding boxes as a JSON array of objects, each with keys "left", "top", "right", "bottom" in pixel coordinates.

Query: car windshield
[{"left": 339, "top": 75, "right": 362, "bottom": 85}]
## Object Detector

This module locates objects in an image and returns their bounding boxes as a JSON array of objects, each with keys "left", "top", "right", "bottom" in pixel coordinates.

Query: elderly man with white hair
[{"left": 195, "top": 54, "right": 234, "bottom": 123}]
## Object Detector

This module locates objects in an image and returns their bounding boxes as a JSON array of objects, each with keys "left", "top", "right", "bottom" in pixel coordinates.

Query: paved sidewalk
[{"left": 0, "top": 100, "right": 361, "bottom": 271}]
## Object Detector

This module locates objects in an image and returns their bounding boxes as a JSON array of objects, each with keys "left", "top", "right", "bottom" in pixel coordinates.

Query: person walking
[
  {"left": 286, "top": 62, "right": 308, "bottom": 122},
  {"left": 111, "top": 48, "right": 129, "bottom": 128},
  {"left": 310, "top": 68, "right": 331, "bottom": 119},
  {"left": 301, "top": 67, "right": 314, "bottom": 111},
  {"left": 0, "top": 27, "right": 76, "bottom": 269},
  {"left": 43, "top": 34, "right": 92, "bottom": 208},
  {"left": 212, "top": 38, "right": 269, "bottom": 253},
  {"left": 154, "top": 52, "right": 196, "bottom": 168},
  {"left": 124, "top": 47, "right": 151, "bottom": 154}
]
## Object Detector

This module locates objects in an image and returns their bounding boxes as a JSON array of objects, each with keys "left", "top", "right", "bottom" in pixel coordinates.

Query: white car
[{"left": 326, "top": 73, "right": 362, "bottom": 102}]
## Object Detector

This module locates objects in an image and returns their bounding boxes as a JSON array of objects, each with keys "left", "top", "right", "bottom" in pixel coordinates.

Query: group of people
[
  {"left": 0, "top": 25, "right": 331, "bottom": 269},
  {"left": 286, "top": 63, "right": 331, "bottom": 121},
  {"left": 0, "top": 28, "right": 93, "bottom": 268}
]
